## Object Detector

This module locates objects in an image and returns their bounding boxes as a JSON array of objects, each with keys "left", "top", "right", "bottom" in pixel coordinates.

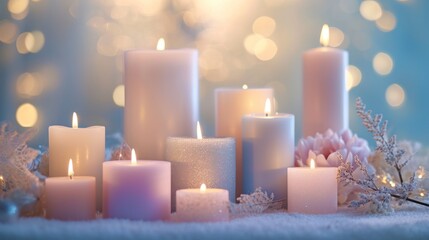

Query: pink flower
[{"left": 295, "top": 129, "right": 371, "bottom": 168}]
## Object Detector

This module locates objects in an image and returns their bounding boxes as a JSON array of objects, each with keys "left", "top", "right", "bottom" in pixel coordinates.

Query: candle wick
[
  {"left": 69, "top": 175, "right": 73, "bottom": 180},
  {"left": 265, "top": 113, "right": 268, "bottom": 117}
]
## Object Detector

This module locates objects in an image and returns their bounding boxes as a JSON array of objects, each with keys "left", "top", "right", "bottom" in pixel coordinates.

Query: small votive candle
[{"left": 176, "top": 184, "right": 229, "bottom": 222}]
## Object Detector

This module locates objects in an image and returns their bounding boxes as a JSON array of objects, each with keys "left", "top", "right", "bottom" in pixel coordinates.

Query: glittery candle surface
[{"left": 166, "top": 137, "right": 235, "bottom": 210}]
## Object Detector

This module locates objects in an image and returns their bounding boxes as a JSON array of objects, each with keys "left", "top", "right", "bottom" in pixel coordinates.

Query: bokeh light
[
  {"left": 252, "top": 16, "right": 276, "bottom": 37},
  {"left": 329, "top": 27, "right": 345, "bottom": 48},
  {"left": 373, "top": 52, "right": 393, "bottom": 75},
  {"left": 16, "top": 103, "right": 38, "bottom": 127},
  {"left": 244, "top": 33, "right": 264, "bottom": 55},
  {"left": 360, "top": 0, "right": 383, "bottom": 21},
  {"left": 16, "top": 72, "right": 43, "bottom": 97},
  {"left": 113, "top": 84, "right": 125, "bottom": 107},
  {"left": 0, "top": 20, "right": 18, "bottom": 44},
  {"left": 254, "top": 38, "right": 278, "bottom": 61},
  {"left": 385, "top": 84, "right": 405, "bottom": 107},
  {"left": 376, "top": 11, "right": 397, "bottom": 32},
  {"left": 346, "top": 65, "right": 362, "bottom": 91},
  {"left": 8, "top": 0, "right": 29, "bottom": 15}
]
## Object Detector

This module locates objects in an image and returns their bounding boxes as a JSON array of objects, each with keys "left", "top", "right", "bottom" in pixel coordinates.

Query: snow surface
[{"left": 1, "top": 206, "right": 428, "bottom": 240}]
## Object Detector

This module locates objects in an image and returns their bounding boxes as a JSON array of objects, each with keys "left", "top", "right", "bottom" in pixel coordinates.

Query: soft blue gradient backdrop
[{"left": 0, "top": 0, "right": 428, "bottom": 148}]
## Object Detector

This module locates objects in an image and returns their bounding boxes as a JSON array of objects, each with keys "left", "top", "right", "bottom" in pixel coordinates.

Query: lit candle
[
  {"left": 124, "top": 38, "right": 198, "bottom": 160},
  {"left": 302, "top": 24, "right": 349, "bottom": 137},
  {"left": 242, "top": 98, "right": 295, "bottom": 202},
  {"left": 49, "top": 112, "right": 105, "bottom": 210},
  {"left": 166, "top": 121, "right": 235, "bottom": 210},
  {"left": 287, "top": 159, "right": 337, "bottom": 214},
  {"left": 45, "top": 159, "right": 96, "bottom": 220},
  {"left": 215, "top": 87, "right": 273, "bottom": 197},
  {"left": 176, "top": 183, "right": 229, "bottom": 222},
  {"left": 103, "top": 149, "right": 171, "bottom": 220}
]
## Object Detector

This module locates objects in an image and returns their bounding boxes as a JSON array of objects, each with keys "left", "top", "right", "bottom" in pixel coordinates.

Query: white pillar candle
[
  {"left": 303, "top": 24, "right": 348, "bottom": 137},
  {"left": 103, "top": 149, "right": 171, "bottom": 221},
  {"left": 242, "top": 99, "right": 295, "bottom": 202},
  {"left": 166, "top": 122, "right": 235, "bottom": 210},
  {"left": 176, "top": 184, "right": 229, "bottom": 222},
  {"left": 45, "top": 159, "right": 96, "bottom": 221},
  {"left": 124, "top": 39, "right": 198, "bottom": 160},
  {"left": 49, "top": 112, "right": 105, "bottom": 211},
  {"left": 287, "top": 160, "right": 337, "bottom": 214},
  {"left": 215, "top": 88, "right": 273, "bottom": 197}
]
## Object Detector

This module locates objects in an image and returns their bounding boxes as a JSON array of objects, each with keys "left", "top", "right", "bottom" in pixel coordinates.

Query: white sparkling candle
[
  {"left": 242, "top": 99, "right": 295, "bottom": 202},
  {"left": 303, "top": 24, "right": 348, "bottom": 137},
  {"left": 49, "top": 112, "right": 105, "bottom": 211},
  {"left": 215, "top": 88, "right": 273, "bottom": 197},
  {"left": 102, "top": 149, "right": 171, "bottom": 221},
  {"left": 124, "top": 39, "right": 198, "bottom": 160},
  {"left": 287, "top": 160, "right": 337, "bottom": 214},
  {"left": 166, "top": 122, "right": 235, "bottom": 210},
  {"left": 176, "top": 184, "right": 229, "bottom": 222},
  {"left": 45, "top": 159, "right": 96, "bottom": 221}
]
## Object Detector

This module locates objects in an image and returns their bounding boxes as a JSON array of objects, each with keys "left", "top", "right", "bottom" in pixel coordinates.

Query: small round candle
[
  {"left": 103, "top": 149, "right": 171, "bottom": 221},
  {"left": 176, "top": 184, "right": 229, "bottom": 222},
  {"left": 45, "top": 159, "right": 96, "bottom": 221}
]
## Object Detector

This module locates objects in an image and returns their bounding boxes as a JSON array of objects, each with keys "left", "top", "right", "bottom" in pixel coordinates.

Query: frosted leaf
[{"left": 230, "top": 187, "right": 281, "bottom": 215}]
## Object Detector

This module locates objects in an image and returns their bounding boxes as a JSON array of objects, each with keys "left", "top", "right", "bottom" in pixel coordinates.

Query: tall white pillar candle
[
  {"left": 176, "top": 184, "right": 229, "bottom": 222},
  {"left": 49, "top": 112, "right": 105, "bottom": 211},
  {"left": 287, "top": 160, "right": 337, "bottom": 214},
  {"left": 124, "top": 39, "right": 198, "bottom": 160},
  {"left": 166, "top": 122, "right": 235, "bottom": 210},
  {"left": 215, "top": 88, "right": 273, "bottom": 197},
  {"left": 242, "top": 99, "right": 295, "bottom": 202},
  {"left": 103, "top": 150, "right": 171, "bottom": 221},
  {"left": 303, "top": 24, "right": 348, "bottom": 137},
  {"left": 45, "top": 159, "right": 96, "bottom": 221}
]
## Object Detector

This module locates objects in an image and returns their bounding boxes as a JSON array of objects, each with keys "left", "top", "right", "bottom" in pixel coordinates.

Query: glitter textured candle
[{"left": 166, "top": 129, "right": 235, "bottom": 210}]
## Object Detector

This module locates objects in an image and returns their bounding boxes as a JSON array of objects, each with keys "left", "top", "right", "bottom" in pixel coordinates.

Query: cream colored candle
[
  {"left": 215, "top": 88, "right": 273, "bottom": 197},
  {"left": 166, "top": 122, "right": 235, "bottom": 210},
  {"left": 287, "top": 160, "right": 337, "bottom": 214},
  {"left": 49, "top": 112, "right": 105, "bottom": 211},
  {"left": 176, "top": 184, "right": 229, "bottom": 222},
  {"left": 303, "top": 24, "right": 348, "bottom": 137},
  {"left": 103, "top": 149, "right": 171, "bottom": 221},
  {"left": 45, "top": 159, "right": 96, "bottom": 221},
  {"left": 124, "top": 39, "right": 198, "bottom": 160},
  {"left": 242, "top": 99, "right": 295, "bottom": 201}
]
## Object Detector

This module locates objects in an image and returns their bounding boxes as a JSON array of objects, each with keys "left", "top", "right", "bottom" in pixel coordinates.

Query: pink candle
[
  {"left": 124, "top": 39, "right": 198, "bottom": 160},
  {"left": 45, "top": 159, "right": 96, "bottom": 221},
  {"left": 215, "top": 87, "right": 273, "bottom": 197},
  {"left": 287, "top": 160, "right": 337, "bottom": 214},
  {"left": 103, "top": 149, "right": 171, "bottom": 220},
  {"left": 303, "top": 24, "right": 348, "bottom": 137}
]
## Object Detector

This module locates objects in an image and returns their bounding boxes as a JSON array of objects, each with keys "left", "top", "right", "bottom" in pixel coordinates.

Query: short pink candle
[
  {"left": 176, "top": 184, "right": 229, "bottom": 222},
  {"left": 287, "top": 160, "right": 337, "bottom": 214},
  {"left": 45, "top": 159, "right": 96, "bottom": 221},
  {"left": 103, "top": 150, "right": 171, "bottom": 221}
]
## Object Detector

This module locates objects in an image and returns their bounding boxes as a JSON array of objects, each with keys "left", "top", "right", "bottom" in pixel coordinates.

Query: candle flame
[
  {"left": 131, "top": 148, "right": 137, "bottom": 165},
  {"left": 157, "top": 38, "right": 165, "bottom": 51},
  {"left": 264, "top": 98, "right": 271, "bottom": 117},
  {"left": 320, "top": 24, "right": 329, "bottom": 47},
  {"left": 200, "top": 183, "right": 207, "bottom": 192},
  {"left": 197, "top": 121, "right": 203, "bottom": 139},
  {"left": 68, "top": 159, "right": 74, "bottom": 179},
  {"left": 72, "top": 112, "right": 78, "bottom": 129},
  {"left": 310, "top": 159, "right": 316, "bottom": 169},
  {"left": 242, "top": 84, "right": 248, "bottom": 90}
]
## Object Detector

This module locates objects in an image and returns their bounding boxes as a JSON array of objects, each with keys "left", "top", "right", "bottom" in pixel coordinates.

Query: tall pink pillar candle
[
  {"left": 303, "top": 24, "right": 348, "bottom": 137},
  {"left": 103, "top": 150, "right": 171, "bottom": 220},
  {"left": 124, "top": 41, "right": 198, "bottom": 160},
  {"left": 49, "top": 112, "right": 105, "bottom": 211},
  {"left": 287, "top": 160, "right": 337, "bottom": 214},
  {"left": 215, "top": 88, "right": 273, "bottom": 197},
  {"left": 242, "top": 99, "right": 295, "bottom": 202}
]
